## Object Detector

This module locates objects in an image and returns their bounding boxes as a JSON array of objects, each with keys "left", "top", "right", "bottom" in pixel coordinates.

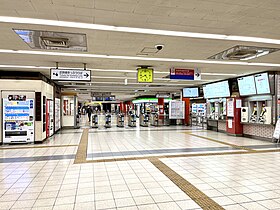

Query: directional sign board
[
  {"left": 50, "top": 68, "right": 91, "bottom": 81},
  {"left": 170, "top": 68, "right": 201, "bottom": 80}
]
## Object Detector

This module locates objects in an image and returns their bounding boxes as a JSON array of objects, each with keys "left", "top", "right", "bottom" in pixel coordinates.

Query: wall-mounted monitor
[
  {"left": 254, "top": 73, "right": 271, "bottom": 95},
  {"left": 237, "top": 75, "right": 256, "bottom": 96},
  {"left": 183, "top": 87, "right": 199, "bottom": 98},
  {"left": 203, "top": 80, "right": 230, "bottom": 99}
]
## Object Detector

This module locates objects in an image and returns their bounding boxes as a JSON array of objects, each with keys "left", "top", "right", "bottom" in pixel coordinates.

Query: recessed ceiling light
[
  {"left": 1, "top": 16, "right": 280, "bottom": 45},
  {"left": 202, "top": 73, "right": 237, "bottom": 76},
  {"left": 0, "top": 49, "right": 279, "bottom": 67}
]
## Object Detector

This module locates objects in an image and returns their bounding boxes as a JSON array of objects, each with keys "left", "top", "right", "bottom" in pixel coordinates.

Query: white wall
[{"left": 0, "top": 79, "right": 54, "bottom": 143}]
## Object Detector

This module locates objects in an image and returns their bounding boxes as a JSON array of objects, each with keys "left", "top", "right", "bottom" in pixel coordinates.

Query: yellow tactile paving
[
  {"left": 149, "top": 158, "right": 225, "bottom": 210},
  {"left": 74, "top": 128, "right": 89, "bottom": 164}
]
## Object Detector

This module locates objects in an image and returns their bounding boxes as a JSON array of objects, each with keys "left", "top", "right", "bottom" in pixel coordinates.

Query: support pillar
[
  {"left": 182, "top": 98, "right": 190, "bottom": 125},
  {"left": 158, "top": 98, "right": 164, "bottom": 120},
  {"left": 120, "top": 102, "right": 125, "bottom": 113}
]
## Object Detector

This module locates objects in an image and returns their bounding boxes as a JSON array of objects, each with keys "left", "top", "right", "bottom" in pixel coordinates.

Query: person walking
[{"left": 86, "top": 106, "right": 93, "bottom": 122}]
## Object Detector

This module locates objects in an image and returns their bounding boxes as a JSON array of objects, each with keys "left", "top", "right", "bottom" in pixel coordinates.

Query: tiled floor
[{"left": 1, "top": 115, "right": 280, "bottom": 209}]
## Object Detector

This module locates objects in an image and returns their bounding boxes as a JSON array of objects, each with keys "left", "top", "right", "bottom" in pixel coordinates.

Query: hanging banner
[{"left": 170, "top": 68, "right": 201, "bottom": 80}]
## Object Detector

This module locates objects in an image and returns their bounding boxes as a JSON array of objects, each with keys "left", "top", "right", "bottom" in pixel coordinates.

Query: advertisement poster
[
  {"left": 255, "top": 73, "right": 270, "bottom": 94},
  {"left": 3, "top": 98, "right": 34, "bottom": 143},
  {"left": 227, "top": 99, "right": 234, "bottom": 117},
  {"left": 169, "top": 101, "right": 185, "bottom": 119},
  {"left": 55, "top": 98, "right": 61, "bottom": 132}
]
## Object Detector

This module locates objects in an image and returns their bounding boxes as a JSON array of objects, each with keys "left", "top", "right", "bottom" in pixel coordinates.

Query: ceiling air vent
[
  {"left": 13, "top": 29, "right": 87, "bottom": 52},
  {"left": 208, "top": 45, "right": 279, "bottom": 61},
  {"left": 137, "top": 46, "right": 160, "bottom": 56},
  {"left": 41, "top": 37, "right": 69, "bottom": 48}
]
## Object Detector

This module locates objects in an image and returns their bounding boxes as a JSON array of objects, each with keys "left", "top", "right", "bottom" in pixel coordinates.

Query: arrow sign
[
  {"left": 50, "top": 68, "right": 91, "bottom": 81},
  {"left": 170, "top": 68, "right": 201, "bottom": 81}
]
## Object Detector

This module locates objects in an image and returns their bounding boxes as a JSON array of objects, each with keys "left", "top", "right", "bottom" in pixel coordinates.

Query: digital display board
[
  {"left": 203, "top": 80, "right": 230, "bottom": 99},
  {"left": 237, "top": 75, "right": 256, "bottom": 96},
  {"left": 183, "top": 87, "right": 199, "bottom": 98},
  {"left": 255, "top": 73, "right": 270, "bottom": 94}
]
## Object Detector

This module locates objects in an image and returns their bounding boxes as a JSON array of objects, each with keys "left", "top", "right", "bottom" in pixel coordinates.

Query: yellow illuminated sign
[{"left": 137, "top": 68, "right": 153, "bottom": 83}]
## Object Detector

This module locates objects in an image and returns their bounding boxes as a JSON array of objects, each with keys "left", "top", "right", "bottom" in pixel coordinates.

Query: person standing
[{"left": 86, "top": 106, "right": 93, "bottom": 122}]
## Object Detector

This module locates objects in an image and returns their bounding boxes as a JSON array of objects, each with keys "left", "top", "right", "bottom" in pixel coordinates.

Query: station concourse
[{"left": 1, "top": 1, "right": 280, "bottom": 210}]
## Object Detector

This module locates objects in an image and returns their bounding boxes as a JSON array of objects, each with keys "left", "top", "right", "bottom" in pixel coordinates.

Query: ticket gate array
[
  {"left": 140, "top": 113, "right": 149, "bottom": 127},
  {"left": 117, "top": 113, "right": 124, "bottom": 127}
]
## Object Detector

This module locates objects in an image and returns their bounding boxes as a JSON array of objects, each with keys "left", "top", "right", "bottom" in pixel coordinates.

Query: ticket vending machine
[
  {"left": 2, "top": 92, "right": 35, "bottom": 143},
  {"left": 259, "top": 106, "right": 272, "bottom": 124}
]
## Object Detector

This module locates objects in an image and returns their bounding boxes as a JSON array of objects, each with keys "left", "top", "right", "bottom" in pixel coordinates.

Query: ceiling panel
[{"left": 0, "top": 0, "right": 279, "bottom": 100}]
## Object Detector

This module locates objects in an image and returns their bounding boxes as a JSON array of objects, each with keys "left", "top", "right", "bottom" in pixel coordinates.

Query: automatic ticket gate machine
[
  {"left": 104, "top": 112, "right": 112, "bottom": 128},
  {"left": 140, "top": 113, "right": 149, "bottom": 127},
  {"left": 91, "top": 113, "right": 98, "bottom": 128},
  {"left": 150, "top": 112, "right": 159, "bottom": 126},
  {"left": 128, "top": 112, "right": 136, "bottom": 127},
  {"left": 117, "top": 113, "right": 124, "bottom": 127}
]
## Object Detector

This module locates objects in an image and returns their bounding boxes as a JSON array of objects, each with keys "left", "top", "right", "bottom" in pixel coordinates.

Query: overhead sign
[
  {"left": 170, "top": 68, "right": 201, "bottom": 80},
  {"left": 91, "top": 92, "right": 111, "bottom": 97},
  {"left": 156, "top": 93, "right": 170, "bottom": 98},
  {"left": 50, "top": 68, "right": 91, "bottom": 81}
]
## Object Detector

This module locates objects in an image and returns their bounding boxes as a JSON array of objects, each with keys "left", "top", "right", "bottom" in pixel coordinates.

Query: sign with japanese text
[
  {"left": 50, "top": 69, "right": 91, "bottom": 81},
  {"left": 170, "top": 68, "right": 201, "bottom": 80}
]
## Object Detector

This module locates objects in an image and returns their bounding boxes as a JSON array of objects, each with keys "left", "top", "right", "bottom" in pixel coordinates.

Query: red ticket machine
[{"left": 226, "top": 98, "right": 243, "bottom": 136}]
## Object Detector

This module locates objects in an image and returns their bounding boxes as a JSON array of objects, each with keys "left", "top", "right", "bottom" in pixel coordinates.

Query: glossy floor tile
[{"left": 0, "top": 115, "right": 280, "bottom": 209}]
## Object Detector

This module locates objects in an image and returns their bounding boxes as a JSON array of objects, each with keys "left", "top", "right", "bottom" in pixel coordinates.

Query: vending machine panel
[{"left": 3, "top": 97, "right": 35, "bottom": 143}]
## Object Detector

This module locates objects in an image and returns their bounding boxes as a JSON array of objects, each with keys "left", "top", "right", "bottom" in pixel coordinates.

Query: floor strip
[
  {"left": 149, "top": 158, "right": 225, "bottom": 210},
  {"left": 74, "top": 128, "right": 89, "bottom": 164},
  {"left": 85, "top": 149, "right": 280, "bottom": 163},
  {"left": 0, "top": 144, "right": 79, "bottom": 150},
  {"left": 187, "top": 133, "right": 256, "bottom": 151}
]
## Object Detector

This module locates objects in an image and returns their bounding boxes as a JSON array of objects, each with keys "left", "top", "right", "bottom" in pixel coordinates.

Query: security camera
[{"left": 155, "top": 44, "right": 164, "bottom": 51}]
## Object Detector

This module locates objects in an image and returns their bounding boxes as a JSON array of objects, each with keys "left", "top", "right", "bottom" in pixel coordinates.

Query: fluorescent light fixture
[
  {"left": 202, "top": 73, "right": 237, "bottom": 76},
  {"left": 0, "top": 49, "right": 280, "bottom": 67},
  {"left": 1, "top": 16, "right": 280, "bottom": 45},
  {"left": 0, "top": 64, "right": 49, "bottom": 69},
  {"left": 93, "top": 68, "right": 137, "bottom": 73},
  {"left": 64, "top": 81, "right": 191, "bottom": 86},
  {"left": 0, "top": 64, "right": 252, "bottom": 78}
]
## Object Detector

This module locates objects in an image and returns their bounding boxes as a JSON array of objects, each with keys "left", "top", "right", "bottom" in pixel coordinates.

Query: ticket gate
[
  {"left": 104, "top": 113, "right": 111, "bottom": 128},
  {"left": 150, "top": 112, "right": 159, "bottom": 126},
  {"left": 140, "top": 113, "right": 149, "bottom": 127},
  {"left": 117, "top": 113, "right": 124, "bottom": 127},
  {"left": 128, "top": 113, "right": 136, "bottom": 127},
  {"left": 91, "top": 114, "right": 98, "bottom": 128}
]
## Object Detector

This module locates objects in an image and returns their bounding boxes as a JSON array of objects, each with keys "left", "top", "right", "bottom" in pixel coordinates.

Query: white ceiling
[{"left": 0, "top": 0, "right": 280, "bottom": 100}]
